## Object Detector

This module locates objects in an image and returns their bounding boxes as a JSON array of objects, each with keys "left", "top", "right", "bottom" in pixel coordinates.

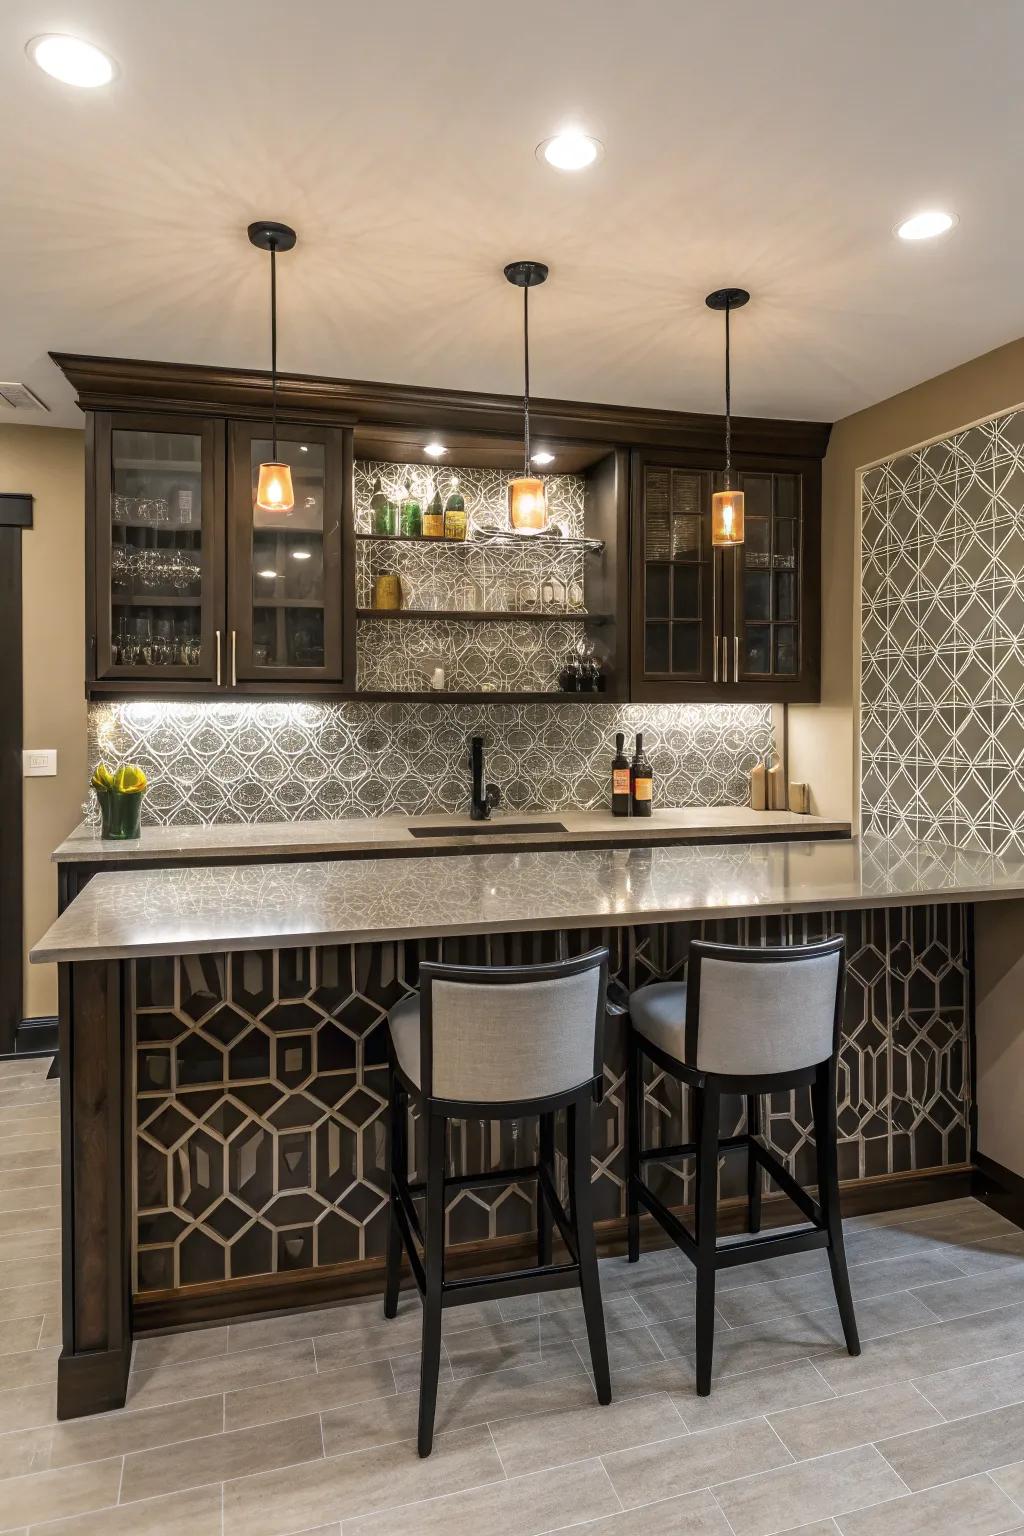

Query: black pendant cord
[
  {"left": 724, "top": 301, "right": 732, "bottom": 492},
  {"left": 522, "top": 284, "right": 531, "bottom": 477},
  {"left": 270, "top": 242, "right": 279, "bottom": 462}
]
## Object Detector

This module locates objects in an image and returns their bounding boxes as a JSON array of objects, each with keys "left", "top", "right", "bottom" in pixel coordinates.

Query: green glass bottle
[
  {"left": 399, "top": 484, "right": 421, "bottom": 538},
  {"left": 370, "top": 476, "right": 397, "bottom": 536},
  {"left": 423, "top": 488, "right": 445, "bottom": 538},
  {"left": 444, "top": 480, "right": 468, "bottom": 540}
]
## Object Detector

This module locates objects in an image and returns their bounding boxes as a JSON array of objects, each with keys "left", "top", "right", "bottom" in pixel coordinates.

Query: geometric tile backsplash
[
  {"left": 89, "top": 699, "right": 774, "bottom": 824},
  {"left": 861, "top": 402, "right": 1024, "bottom": 852}
]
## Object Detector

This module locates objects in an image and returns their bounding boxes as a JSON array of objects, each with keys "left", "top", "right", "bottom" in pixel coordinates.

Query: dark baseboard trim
[
  {"left": 2, "top": 1016, "right": 59, "bottom": 1059},
  {"left": 133, "top": 1162, "right": 972, "bottom": 1334},
  {"left": 972, "top": 1152, "right": 1024, "bottom": 1233},
  {"left": 57, "top": 1342, "right": 131, "bottom": 1421}
]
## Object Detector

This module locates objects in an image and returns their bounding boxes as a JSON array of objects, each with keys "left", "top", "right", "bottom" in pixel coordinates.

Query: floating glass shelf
[
  {"left": 355, "top": 531, "right": 604, "bottom": 553},
  {"left": 356, "top": 608, "right": 608, "bottom": 624}
]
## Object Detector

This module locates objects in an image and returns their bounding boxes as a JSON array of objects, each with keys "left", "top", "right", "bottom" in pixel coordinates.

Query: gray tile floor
[{"left": 3, "top": 1054, "right": 1024, "bottom": 1534}]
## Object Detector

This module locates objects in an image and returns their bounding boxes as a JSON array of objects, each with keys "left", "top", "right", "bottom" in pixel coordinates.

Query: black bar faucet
[{"left": 469, "top": 735, "right": 501, "bottom": 821}]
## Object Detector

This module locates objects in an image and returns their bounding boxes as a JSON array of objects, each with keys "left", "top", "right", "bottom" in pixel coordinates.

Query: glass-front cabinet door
[
  {"left": 631, "top": 459, "right": 717, "bottom": 698},
  {"left": 227, "top": 423, "right": 350, "bottom": 684},
  {"left": 92, "top": 413, "right": 224, "bottom": 682},
  {"left": 732, "top": 468, "right": 819, "bottom": 698}
]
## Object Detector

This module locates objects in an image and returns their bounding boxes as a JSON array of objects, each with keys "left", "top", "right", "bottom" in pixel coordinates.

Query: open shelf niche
[{"left": 352, "top": 457, "right": 624, "bottom": 699}]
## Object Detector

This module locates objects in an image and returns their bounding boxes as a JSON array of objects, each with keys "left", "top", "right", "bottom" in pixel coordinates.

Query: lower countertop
[
  {"left": 52, "top": 806, "right": 850, "bottom": 865},
  {"left": 30, "top": 830, "right": 1024, "bottom": 965}
]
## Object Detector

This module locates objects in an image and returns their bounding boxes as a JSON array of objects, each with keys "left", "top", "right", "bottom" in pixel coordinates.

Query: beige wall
[
  {"left": 790, "top": 334, "right": 1024, "bottom": 825},
  {"left": 0, "top": 425, "right": 86, "bottom": 1018}
]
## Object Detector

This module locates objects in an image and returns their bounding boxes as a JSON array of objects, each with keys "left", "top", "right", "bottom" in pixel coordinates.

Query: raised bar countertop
[
  {"left": 52, "top": 806, "right": 849, "bottom": 864},
  {"left": 31, "top": 831, "right": 1024, "bottom": 964}
]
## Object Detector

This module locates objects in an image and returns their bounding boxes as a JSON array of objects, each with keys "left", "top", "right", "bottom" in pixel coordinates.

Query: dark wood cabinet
[
  {"left": 630, "top": 451, "right": 821, "bottom": 703},
  {"left": 90, "top": 413, "right": 224, "bottom": 684},
  {"left": 71, "top": 354, "right": 828, "bottom": 704},
  {"left": 227, "top": 422, "right": 353, "bottom": 686}
]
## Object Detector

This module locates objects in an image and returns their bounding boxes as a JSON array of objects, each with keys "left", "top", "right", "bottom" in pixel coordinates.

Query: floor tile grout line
[
  {"left": 708, "top": 1483, "right": 742, "bottom": 1536},
  {"left": 987, "top": 1467, "right": 1024, "bottom": 1518},
  {"left": 485, "top": 1421, "right": 509, "bottom": 1482}
]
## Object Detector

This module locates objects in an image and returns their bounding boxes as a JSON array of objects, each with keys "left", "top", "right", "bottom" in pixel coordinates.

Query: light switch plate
[{"left": 23, "top": 749, "right": 57, "bottom": 777}]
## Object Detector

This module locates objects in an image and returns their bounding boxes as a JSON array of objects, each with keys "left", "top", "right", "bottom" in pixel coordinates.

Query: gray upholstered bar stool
[
  {"left": 626, "top": 937, "right": 860, "bottom": 1395},
  {"left": 384, "top": 949, "right": 612, "bottom": 1457}
]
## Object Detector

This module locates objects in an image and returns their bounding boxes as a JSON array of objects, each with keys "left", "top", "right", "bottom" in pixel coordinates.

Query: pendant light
[
  {"left": 706, "top": 287, "right": 750, "bottom": 546},
  {"left": 504, "top": 260, "right": 549, "bottom": 534},
  {"left": 249, "top": 220, "right": 298, "bottom": 513}
]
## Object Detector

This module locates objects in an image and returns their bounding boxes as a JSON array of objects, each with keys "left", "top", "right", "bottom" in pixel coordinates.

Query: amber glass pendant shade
[
  {"left": 255, "top": 460, "right": 295, "bottom": 513},
  {"left": 508, "top": 475, "right": 548, "bottom": 534},
  {"left": 712, "top": 488, "right": 745, "bottom": 546}
]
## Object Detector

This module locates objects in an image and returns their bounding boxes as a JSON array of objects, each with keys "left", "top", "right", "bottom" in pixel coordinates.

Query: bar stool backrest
[
  {"left": 686, "top": 937, "right": 845, "bottom": 1077},
  {"left": 417, "top": 949, "right": 608, "bottom": 1106}
]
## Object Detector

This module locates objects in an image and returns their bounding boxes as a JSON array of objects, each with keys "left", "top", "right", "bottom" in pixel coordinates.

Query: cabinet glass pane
[
  {"left": 670, "top": 473, "right": 701, "bottom": 558},
  {"left": 672, "top": 623, "right": 700, "bottom": 673},
  {"left": 745, "top": 516, "right": 770, "bottom": 569},
  {"left": 744, "top": 570, "right": 771, "bottom": 622},
  {"left": 646, "top": 564, "right": 670, "bottom": 618},
  {"left": 672, "top": 565, "right": 699, "bottom": 618},
  {"left": 249, "top": 439, "right": 326, "bottom": 667},
  {"left": 743, "top": 474, "right": 772, "bottom": 519},
  {"left": 110, "top": 428, "right": 204, "bottom": 668},
  {"left": 745, "top": 625, "right": 771, "bottom": 674},
  {"left": 774, "top": 625, "right": 797, "bottom": 675},
  {"left": 775, "top": 571, "right": 796, "bottom": 621},
  {"left": 644, "top": 470, "right": 671, "bottom": 559},
  {"left": 775, "top": 518, "right": 796, "bottom": 566},
  {"left": 645, "top": 622, "right": 670, "bottom": 673}
]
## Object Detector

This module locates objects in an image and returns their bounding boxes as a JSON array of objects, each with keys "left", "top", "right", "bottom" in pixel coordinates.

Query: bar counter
[{"left": 31, "top": 830, "right": 1019, "bottom": 1420}]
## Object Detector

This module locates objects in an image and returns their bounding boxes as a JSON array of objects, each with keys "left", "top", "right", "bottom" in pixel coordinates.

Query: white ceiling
[{"left": 1, "top": 0, "right": 1022, "bottom": 431}]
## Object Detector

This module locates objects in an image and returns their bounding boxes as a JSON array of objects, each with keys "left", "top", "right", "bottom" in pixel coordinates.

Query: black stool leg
[
  {"left": 568, "top": 1091, "right": 611, "bottom": 1404},
  {"left": 746, "top": 1093, "right": 762, "bottom": 1235},
  {"left": 694, "top": 1081, "right": 721, "bottom": 1396},
  {"left": 383, "top": 1068, "right": 404, "bottom": 1320},
  {"left": 418, "top": 1110, "right": 447, "bottom": 1457},
  {"left": 626, "top": 1025, "right": 642, "bottom": 1264},
  {"left": 813, "top": 1060, "right": 860, "bottom": 1358},
  {"left": 538, "top": 1113, "right": 555, "bottom": 1268}
]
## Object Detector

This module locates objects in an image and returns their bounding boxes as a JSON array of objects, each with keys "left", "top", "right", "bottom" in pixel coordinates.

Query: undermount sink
[{"left": 409, "top": 821, "right": 569, "bottom": 838}]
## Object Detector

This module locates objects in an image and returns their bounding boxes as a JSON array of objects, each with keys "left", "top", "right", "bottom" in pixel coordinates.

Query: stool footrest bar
[{"left": 442, "top": 1263, "right": 579, "bottom": 1307}]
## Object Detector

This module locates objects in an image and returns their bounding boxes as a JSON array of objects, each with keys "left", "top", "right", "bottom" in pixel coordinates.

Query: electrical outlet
[{"left": 23, "top": 749, "right": 57, "bottom": 777}]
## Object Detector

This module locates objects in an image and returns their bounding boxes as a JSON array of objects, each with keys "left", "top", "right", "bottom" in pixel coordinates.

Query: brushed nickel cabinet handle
[
  {"left": 215, "top": 629, "right": 221, "bottom": 687},
  {"left": 721, "top": 635, "right": 727, "bottom": 681},
  {"left": 713, "top": 635, "right": 719, "bottom": 683},
  {"left": 734, "top": 634, "right": 739, "bottom": 683},
  {"left": 231, "top": 630, "right": 237, "bottom": 687}
]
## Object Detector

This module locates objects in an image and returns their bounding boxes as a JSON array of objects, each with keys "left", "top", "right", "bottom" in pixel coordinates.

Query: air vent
[{"left": 0, "top": 382, "right": 48, "bottom": 412}]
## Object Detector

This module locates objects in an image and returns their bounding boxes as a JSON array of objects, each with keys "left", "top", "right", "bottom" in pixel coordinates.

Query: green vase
[{"left": 96, "top": 788, "right": 143, "bottom": 840}]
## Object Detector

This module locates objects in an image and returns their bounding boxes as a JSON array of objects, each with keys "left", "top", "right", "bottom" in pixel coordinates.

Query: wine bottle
[
  {"left": 423, "top": 487, "right": 445, "bottom": 538},
  {"left": 399, "top": 484, "right": 421, "bottom": 538},
  {"left": 370, "top": 476, "right": 397, "bottom": 536},
  {"left": 611, "top": 732, "right": 631, "bottom": 817},
  {"left": 444, "top": 480, "right": 468, "bottom": 539},
  {"left": 631, "top": 733, "right": 653, "bottom": 818}
]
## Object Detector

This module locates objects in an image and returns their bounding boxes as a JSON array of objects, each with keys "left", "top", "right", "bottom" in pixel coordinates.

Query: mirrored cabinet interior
[
  {"left": 69, "top": 355, "right": 825, "bottom": 702},
  {"left": 630, "top": 449, "right": 821, "bottom": 703}
]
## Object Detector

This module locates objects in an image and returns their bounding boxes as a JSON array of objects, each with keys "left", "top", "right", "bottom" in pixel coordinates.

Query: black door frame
[{"left": 0, "top": 494, "right": 33, "bottom": 1056}]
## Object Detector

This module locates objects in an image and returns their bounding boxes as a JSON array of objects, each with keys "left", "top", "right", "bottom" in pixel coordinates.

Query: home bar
[{"left": 9, "top": 9, "right": 1024, "bottom": 1529}]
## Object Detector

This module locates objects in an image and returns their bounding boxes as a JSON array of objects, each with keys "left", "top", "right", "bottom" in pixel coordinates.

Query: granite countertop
[
  {"left": 31, "top": 831, "right": 1024, "bottom": 965},
  {"left": 52, "top": 807, "right": 850, "bottom": 865}
]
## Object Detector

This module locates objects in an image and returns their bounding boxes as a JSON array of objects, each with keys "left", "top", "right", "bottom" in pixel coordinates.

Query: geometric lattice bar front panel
[
  {"left": 861, "top": 403, "right": 1024, "bottom": 853},
  {"left": 133, "top": 904, "right": 970, "bottom": 1293}
]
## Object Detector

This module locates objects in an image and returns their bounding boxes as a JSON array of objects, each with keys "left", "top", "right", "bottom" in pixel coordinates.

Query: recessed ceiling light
[
  {"left": 423, "top": 441, "right": 447, "bottom": 458},
  {"left": 532, "top": 451, "right": 555, "bottom": 466},
  {"left": 895, "top": 209, "right": 957, "bottom": 241},
  {"left": 27, "top": 34, "right": 116, "bottom": 87},
  {"left": 291, "top": 549, "right": 312, "bottom": 560},
  {"left": 299, "top": 444, "right": 308, "bottom": 453},
  {"left": 537, "top": 130, "right": 603, "bottom": 171}
]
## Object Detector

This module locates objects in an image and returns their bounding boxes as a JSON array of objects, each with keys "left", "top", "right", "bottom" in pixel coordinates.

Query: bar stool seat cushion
[
  {"left": 388, "top": 994, "right": 422, "bottom": 1087},
  {"left": 629, "top": 982, "right": 688, "bottom": 1062}
]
